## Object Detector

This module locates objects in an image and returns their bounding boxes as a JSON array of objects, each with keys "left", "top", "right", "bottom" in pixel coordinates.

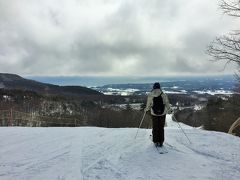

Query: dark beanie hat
[{"left": 153, "top": 82, "right": 160, "bottom": 89}]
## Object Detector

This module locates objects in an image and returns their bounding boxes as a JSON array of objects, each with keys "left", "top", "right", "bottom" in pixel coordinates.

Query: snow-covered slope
[{"left": 0, "top": 115, "right": 239, "bottom": 180}]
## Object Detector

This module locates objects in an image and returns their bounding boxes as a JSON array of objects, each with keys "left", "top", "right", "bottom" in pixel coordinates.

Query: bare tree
[
  {"left": 220, "top": 0, "right": 240, "bottom": 17},
  {"left": 206, "top": 1, "right": 240, "bottom": 134},
  {"left": 207, "top": 33, "right": 240, "bottom": 65},
  {"left": 207, "top": 0, "right": 240, "bottom": 67}
]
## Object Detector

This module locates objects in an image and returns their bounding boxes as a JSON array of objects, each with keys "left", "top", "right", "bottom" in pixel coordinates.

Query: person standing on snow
[{"left": 145, "top": 82, "right": 172, "bottom": 147}]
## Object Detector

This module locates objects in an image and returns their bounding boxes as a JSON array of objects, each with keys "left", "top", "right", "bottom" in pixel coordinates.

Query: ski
[
  {"left": 154, "top": 144, "right": 168, "bottom": 154},
  {"left": 150, "top": 135, "right": 169, "bottom": 154}
]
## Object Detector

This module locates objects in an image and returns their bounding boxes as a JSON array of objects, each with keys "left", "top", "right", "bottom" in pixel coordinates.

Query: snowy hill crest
[{"left": 0, "top": 115, "right": 239, "bottom": 180}]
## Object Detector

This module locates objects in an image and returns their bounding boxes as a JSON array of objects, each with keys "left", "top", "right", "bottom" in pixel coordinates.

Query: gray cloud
[{"left": 0, "top": 0, "right": 238, "bottom": 76}]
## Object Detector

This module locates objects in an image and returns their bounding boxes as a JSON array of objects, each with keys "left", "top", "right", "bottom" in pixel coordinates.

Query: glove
[{"left": 144, "top": 108, "right": 149, "bottom": 113}]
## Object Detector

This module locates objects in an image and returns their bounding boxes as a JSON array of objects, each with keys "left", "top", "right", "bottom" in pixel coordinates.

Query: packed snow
[{"left": 0, "top": 115, "right": 239, "bottom": 180}]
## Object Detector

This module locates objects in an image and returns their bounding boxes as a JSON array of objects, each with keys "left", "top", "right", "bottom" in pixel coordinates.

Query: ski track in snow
[{"left": 0, "top": 115, "right": 239, "bottom": 180}]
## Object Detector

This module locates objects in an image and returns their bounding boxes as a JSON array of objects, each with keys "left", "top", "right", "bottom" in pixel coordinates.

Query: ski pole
[
  {"left": 134, "top": 111, "right": 146, "bottom": 139},
  {"left": 172, "top": 114, "right": 192, "bottom": 144}
]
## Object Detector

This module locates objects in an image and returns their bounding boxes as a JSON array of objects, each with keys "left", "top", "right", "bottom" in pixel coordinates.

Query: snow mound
[{"left": 0, "top": 115, "right": 239, "bottom": 180}]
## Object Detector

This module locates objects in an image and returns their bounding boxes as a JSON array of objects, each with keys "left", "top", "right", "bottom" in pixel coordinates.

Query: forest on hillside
[{"left": 0, "top": 87, "right": 239, "bottom": 137}]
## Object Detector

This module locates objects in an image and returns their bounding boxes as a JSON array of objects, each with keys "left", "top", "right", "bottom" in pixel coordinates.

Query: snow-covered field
[{"left": 0, "top": 115, "right": 239, "bottom": 180}]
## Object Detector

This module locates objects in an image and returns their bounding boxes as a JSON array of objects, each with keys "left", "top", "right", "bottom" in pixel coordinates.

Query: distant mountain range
[
  {"left": 0, "top": 73, "right": 102, "bottom": 97},
  {"left": 93, "top": 75, "right": 236, "bottom": 96},
  {"left": 26, "top": 74, "right": 236, "bottom": 87},
  {"left": 0, "top": 73, "right": 236, "bottom": 97}
]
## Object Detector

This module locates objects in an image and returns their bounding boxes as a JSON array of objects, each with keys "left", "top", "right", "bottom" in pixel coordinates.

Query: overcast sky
[{"left": 0, "top": 0, "right": 239, "bottom": 77}]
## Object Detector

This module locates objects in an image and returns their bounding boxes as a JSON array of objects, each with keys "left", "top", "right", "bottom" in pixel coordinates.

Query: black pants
[{"left": 152, "top": 115, "right": 166, "bottom": 144}]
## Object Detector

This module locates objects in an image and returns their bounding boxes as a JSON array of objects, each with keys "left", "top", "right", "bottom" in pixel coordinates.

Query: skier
[{"left": 145, "top": 82, "right": 172, "bottom": 147}]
